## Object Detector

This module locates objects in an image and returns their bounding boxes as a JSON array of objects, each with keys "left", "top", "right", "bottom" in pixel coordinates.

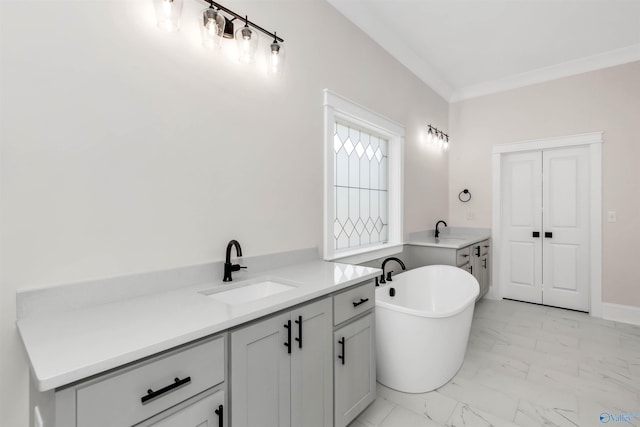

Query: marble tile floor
[{"left": 350, "top": 298, "right": 640, "bottom": 427}]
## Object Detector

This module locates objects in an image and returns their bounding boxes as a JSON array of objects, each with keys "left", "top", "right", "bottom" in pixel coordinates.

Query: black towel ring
[{"left": 458, "top": 189, "right": 471, "bottom": 202}]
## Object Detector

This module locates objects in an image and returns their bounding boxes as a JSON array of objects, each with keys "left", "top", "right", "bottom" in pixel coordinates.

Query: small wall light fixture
[
  {"left": 427, "top": 124, "right": 449, "bottom": 152},
  {"left": 154, "top": 0, "right": 285, "bottom": 72}
]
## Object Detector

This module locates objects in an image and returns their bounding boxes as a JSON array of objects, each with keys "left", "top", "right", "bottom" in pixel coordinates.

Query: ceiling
[{"left": 326, "top": 0, "right": 640, "bottom": 101}]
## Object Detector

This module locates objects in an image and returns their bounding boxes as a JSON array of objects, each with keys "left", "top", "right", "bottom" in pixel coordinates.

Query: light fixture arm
[{"left": 204, "top": 0, "right": 284, "bottom": 42}]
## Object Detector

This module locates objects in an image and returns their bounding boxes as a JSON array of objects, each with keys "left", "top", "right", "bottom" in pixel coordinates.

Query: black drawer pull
[
  {"left": 461, "top": 254, "right": 469, "bottom": 258},
  {"left": 352, "top": 298, "right": 369, "bottom": 307},
  {"left": 294, "top": 315, "right": 302, "bottom": 349},
  {"left": 483, "top": 259, "right": 487, "bottom": 269},
  {"left": 141, "top": 376, "right": 191, "bottom": 404},
  {"left": 475, "top": 246, "right": 481, "bottom": 257},
  {"left": 532, "top": 231, "right": 540, "bottom": 238},
  {"left": 284, "top": 320, "right": 291, "bottom": 354},
  {"left": 338, "top": 337, "right": 345, "bottom": 365},
  {"left": 214, "top": 404, "right": 223, "bottom": 427},
  {"left": 545, "top": 232, "right": 553, "bottom": 238}
]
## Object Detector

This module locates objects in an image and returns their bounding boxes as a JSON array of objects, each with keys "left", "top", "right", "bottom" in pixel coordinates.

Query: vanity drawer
[
  {"left": 456, "top": 246, "right": 471, "bottom": 267},
  {"left": 334, "top": 281, "right": 375, "bottom": 326},
  {"left": 76, "top": 336, "right": 224, "bottom": 427}
]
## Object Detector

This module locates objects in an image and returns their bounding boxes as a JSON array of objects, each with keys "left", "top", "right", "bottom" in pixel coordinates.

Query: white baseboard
[{"left": 601, "top": 302, "right": 640, "bottom": 326}]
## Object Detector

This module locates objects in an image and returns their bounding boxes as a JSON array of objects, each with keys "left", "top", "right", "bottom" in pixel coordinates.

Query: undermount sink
[{"left": 204, "top": 279, "right": 297, "bottom": 306}]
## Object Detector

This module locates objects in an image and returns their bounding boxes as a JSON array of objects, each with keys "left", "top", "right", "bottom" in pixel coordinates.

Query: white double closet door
[{"left": 502, "top": 145, "right": 590, "bottom": 312}]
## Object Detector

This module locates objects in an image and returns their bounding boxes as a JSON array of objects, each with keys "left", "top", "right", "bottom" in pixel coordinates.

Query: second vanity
[
  {"left": 18, "top": 257, "right": 379, "bottom": 427},
  {"left": 406, "top": 229, "right": 492, "bottom": 300}
]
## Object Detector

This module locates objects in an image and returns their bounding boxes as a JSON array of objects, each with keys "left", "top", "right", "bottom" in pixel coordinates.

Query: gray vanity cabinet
[
  {"left": 333, "top": 281, "right": 376, "bottom": 427},
  {"left": 230, "top": 297, "right": 333, "bottom": 427},
  {"left": 408, "top": 238, "right": 491, "bottom": 301},
  {"left": 469, "top": 239, "right": 490, "bottom": 300}
]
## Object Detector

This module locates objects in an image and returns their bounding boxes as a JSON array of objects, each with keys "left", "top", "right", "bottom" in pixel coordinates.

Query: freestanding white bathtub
[{"left": 375, "top": 265, "right": 479, "bottom": 393}]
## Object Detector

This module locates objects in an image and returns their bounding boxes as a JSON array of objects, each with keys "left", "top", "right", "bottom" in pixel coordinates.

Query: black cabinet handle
[
  {"left": 141, "top": 376, "right": 191, "bottom": 404},
  {"left": 284, "top": 320, "right": 291, "bottom": 354},
  {"left": 352, "top": 298, "right": 369, "bottom": 307},
  {"left": 475, "top": 246, "right": 481, "bottom": 257},
  {"left": 545, "top": 232, "right": 553, "bottom": 238},
  {"left": 532, "top": 231, "right": 540, "bottom": 238},
  {"left": 461, "top": 254, "right": 469, "bottom": 258},
  {"left": 338, "top": 337, "right": 345, "bottom": 365},
  {"left": 483, "top": 259, "right": 487, "bottom": 269},
  {"left": 294, "top": 315, "right": 302, "bottom": 349},
  {"left": 214, "top": 404, "right": 223, "bottom": 427},
  {"left": 469, "top": 265, "right": 473, "bottom": 274}
]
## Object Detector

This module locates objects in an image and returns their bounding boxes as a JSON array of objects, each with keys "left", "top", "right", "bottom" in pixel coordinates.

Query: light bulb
[
  {"left": 201, "top": 8, "right": 225, "bottom": 49},
  {"left": 154, "top": 0, "right": 182, "bottom": 32},
  {"left": 236, "top": 20, "right": 258, "bottom": 63},
  {"left": 268, "top": 37, "right": 284, "bottom": 76},
  {"left": 163, "top": 0, "right": 172, "bottom": 16}
]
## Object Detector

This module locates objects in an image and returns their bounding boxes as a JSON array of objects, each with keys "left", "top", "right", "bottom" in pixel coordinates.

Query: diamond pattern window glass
[{"left": 333, "top": 121, "right": 388, "bottom": 250}]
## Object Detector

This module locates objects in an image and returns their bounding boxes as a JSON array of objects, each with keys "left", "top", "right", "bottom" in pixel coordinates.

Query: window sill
[{"left": 325, "top": 243, "right": 404, "bottom": 265}]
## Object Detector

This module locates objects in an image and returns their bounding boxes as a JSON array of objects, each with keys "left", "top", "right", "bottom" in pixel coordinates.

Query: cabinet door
[
  {"left": 149, "top": 390, "right": 224, "bottom": 427},
  {"left": 231, "top": 312, "right": 291, "bottom": 427},
  {"left": 290, "top": 298, "right": 333, "bottom": 427},
  {"left": 480, "top": 253, "right": 490, "bottom": 298},
  {"left": 334, "top": 312, "right": 375, "bottom": 427}
]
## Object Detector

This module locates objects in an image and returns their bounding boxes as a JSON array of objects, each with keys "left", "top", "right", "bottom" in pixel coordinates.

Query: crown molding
[{"left": 450, "top": 44, "right": 640, "bottom": 102}]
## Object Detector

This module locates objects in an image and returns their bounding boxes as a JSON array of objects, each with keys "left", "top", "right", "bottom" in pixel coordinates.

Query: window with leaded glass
[
  {"left": 324, "top": 89, "right": 404, "bottom": 261},
  {"left": 333, "top": 122, "right": 388, "bottom": 250}
]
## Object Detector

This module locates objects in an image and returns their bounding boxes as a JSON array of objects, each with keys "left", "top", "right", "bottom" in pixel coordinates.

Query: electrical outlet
[{"left": 607, "top": 211, "right": 617, "bottom": 222}]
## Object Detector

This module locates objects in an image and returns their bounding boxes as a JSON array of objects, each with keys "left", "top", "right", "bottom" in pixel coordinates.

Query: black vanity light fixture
[
  {"left": 427, "top": 124, "right": 449, "bottom": 152},
  {"left": 153, "top": 0, "right": 285, "bottom": 74}
]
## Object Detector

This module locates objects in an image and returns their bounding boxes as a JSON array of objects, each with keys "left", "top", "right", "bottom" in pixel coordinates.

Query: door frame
[{"left": 491, "top": 132, "right": 603, "bottom": 317}]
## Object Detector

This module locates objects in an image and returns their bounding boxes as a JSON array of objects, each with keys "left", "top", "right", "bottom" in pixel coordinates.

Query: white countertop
[
  {"left": 407, "top": 229, "right": 491, "bottom": 249},
  {"left": 18, "top": 260, "right": 380, "bottom": 392}
]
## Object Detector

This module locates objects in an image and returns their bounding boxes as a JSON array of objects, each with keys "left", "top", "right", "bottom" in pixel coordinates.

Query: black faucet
[
  {"left": 435, "top": 220, "right": 448, "bottom": 238},
  {"left": 378, "top": 257, "right": 406, "bottom": 285},
  {"left": 223, "top": 240, "right": 246, "bottom": 282}
]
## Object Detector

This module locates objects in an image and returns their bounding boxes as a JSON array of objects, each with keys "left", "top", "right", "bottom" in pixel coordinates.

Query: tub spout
[{"left": 379, "top": 257, "right": 406, "bottom": 284}]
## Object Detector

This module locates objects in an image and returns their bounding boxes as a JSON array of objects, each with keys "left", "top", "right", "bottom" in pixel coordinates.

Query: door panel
[
  {"left": 542, "top": 146, "right": 590, "bottom": 311},
  {"left": 548, "top": 244, "right": 579, "bottom": 291},
  {"left": 231, "top": 312, "right": 291, "bottom": 427},
  {"left": 509, "top": 242, "right": 536, "bottom": 287},
  {"left": 290, "top": 298, "right": 333, "bottom": 427},
  {"left": 502, "top": 151, "right": 543, "bottom": 304}
]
